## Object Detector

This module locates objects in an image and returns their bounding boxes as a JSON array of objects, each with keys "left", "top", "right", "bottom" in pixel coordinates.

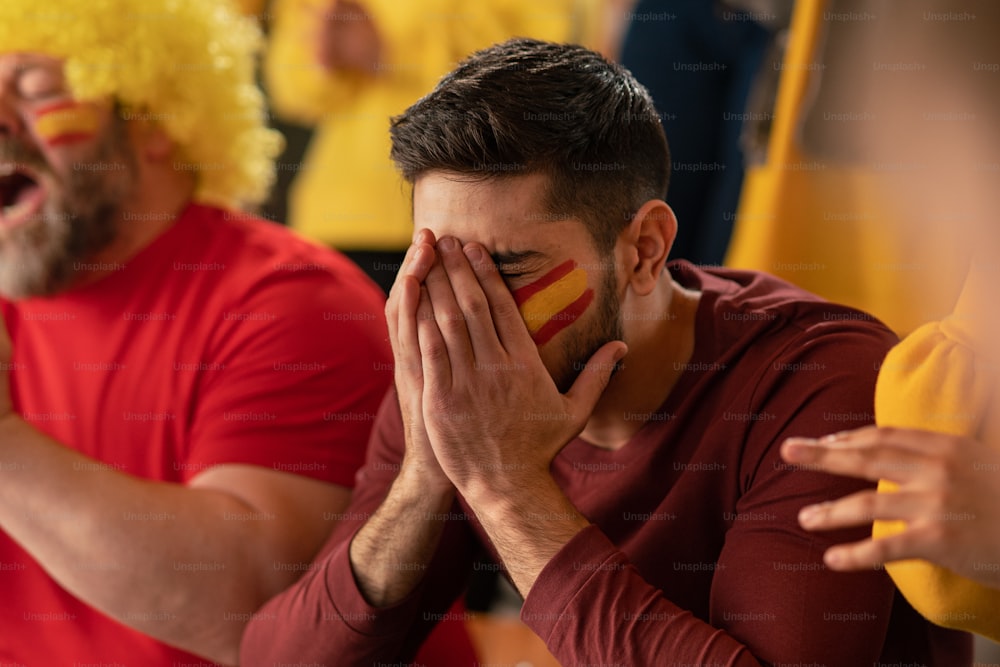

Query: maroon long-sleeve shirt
[{"left": 242, "top": 262, "right": 971, "bottom": 666}]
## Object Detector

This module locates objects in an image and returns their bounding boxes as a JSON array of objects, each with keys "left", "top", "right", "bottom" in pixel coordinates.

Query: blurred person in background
[
  {"left": 620, "top": 0, "right": 792, "bottom": 267},
  {"left": 264, "top": 0, "right": 604, "bottom": 294},
  {"left": 0, "top": 1, "right": 393, "bottom": 664}
]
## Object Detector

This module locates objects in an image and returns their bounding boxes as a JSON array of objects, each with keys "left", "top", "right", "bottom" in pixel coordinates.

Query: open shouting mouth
[{"left": 0, "top": 163, "right": 46, "bottom": 230}]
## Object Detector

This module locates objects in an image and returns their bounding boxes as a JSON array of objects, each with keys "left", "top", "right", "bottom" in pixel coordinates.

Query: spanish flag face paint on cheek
[
  {"left": 512, "top": 260, "right": 595, "bottom": 346},
  {"left": 30, "top": 101, "right": 101, "bottom": 147}
]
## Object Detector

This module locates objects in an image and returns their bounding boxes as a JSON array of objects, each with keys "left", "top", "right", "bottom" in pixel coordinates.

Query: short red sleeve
[{"left": 184, "top": 267, "right": 393, "bottom": 486}]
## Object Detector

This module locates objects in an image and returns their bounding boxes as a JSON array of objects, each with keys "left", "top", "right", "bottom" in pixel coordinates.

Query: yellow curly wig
[{"left": 0, "top": 0, "right": 283, "bottom": 207}]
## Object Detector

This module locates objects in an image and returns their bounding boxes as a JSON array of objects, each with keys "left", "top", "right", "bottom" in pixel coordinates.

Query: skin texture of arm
[{"left": 0, "top": 411, "right": 349, "bottom": 665}]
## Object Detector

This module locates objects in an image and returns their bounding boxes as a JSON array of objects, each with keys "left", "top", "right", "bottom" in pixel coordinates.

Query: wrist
[
  {"left": 395, "top": 460, "right": 454, "bottom": 503},
  {"left": 458, "top": 465, "right": 552, "bottom": 509}
]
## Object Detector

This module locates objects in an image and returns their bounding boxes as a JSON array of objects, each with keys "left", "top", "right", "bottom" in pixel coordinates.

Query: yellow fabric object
[
  {"left": 873, "top": 264, "right": 1000, "bottom": 641},
  {"left": 265, "top": 0, "right": 601, "bottom": 250},
  {"left": 234, "top": 0, "right": 268, "bottom": 16},
  {"left": 724, "top": 0, "right": 969, "bottom": 335},
  {"left": 0, "top": 0, "right": 282, "bottom": 208}
]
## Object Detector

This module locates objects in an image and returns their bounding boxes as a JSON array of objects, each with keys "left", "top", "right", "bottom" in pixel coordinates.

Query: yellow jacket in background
[{"left": 266, "top": 0, "right": 601, "bottom": 251}]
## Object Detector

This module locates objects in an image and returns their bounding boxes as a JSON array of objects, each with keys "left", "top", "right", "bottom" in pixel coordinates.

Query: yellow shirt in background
[{"left": 265, "top": 0, "right": 601, "bottom": 250}]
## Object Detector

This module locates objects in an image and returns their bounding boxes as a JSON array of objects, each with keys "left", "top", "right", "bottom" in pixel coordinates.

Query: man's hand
[
  {"left": 782, "top": 426, "right": 1000, "bottom": 588},
  {"left": 417, "top": 236, "right": 626, "bottom": 502},
  {"left": 345, "top": 231, "right": 460, "bottom": 609},
  {"left": 313, "top": 0, "right": 382, "bottom": 74},
  {"left": 404, "top": 236, "right": 624, "bottom": 596},
  {"left": 385, "top": 229, "right": 452, "bottom": 492}
]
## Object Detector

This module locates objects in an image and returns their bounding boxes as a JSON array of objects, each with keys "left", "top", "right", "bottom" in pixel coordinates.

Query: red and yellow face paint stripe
[
  {"left": 512, "top": 260, "right": 595, "bottom": 346},
  {"left": 31, "top": 101, "right": 101, "bottom": 147}
]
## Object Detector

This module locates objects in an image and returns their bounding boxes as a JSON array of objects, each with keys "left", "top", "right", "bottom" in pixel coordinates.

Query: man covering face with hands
[{"left": 243, "top": 39, "right": 968, "bottom": 666}]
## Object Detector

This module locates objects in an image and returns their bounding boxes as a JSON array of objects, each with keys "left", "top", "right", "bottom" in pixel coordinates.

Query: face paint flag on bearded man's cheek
[
  {"left": 31, "top": 101, "right": 101, "bottom": 147},
  {"left": 512, "top": 260, "right": 595, "bottom": 346}
]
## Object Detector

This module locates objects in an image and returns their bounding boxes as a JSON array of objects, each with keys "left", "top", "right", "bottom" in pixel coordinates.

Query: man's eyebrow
[{"left": 491, "top": 250, "right": 544, "bottom": 270}]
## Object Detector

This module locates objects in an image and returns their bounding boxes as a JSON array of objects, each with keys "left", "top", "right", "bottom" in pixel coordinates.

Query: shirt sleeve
[
  {"left": 240, "top": 390, "right": 479, "bottom": 665},
  {"left": 874, "top": 264, "right": 1000, "bottom": 642},
  {"left": 183, "top": 266, "right": 392, "bottom": 487},
  {"left": 522, "top": 324, "right": 905, "bottom": 667}
]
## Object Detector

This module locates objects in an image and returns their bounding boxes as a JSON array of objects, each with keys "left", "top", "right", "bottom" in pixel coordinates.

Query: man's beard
[
  {"left": 551, "top": 263, "right": 625, "bottom": 394},
  {"left": 0, "top": 116, "right": 135, "bottom": 300}
]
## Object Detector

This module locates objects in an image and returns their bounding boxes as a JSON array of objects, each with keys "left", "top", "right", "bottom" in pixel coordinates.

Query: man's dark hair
[{"left": 389, "top": 38, "right": 670, "bottom": 255}]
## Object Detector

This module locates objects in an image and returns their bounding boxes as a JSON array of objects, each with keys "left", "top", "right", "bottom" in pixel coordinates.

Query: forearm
[
  {"left": 349, "top": 464, "right": 456, "bottom": 606},
  {"left": 465, "top": 474, "right": 589, "bottom": 597},
  {"left": 0, "top": 416, "right": 311, "bottom": 664}
]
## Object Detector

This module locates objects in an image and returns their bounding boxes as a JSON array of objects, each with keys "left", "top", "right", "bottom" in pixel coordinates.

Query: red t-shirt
[
  {"left": 241, "top": 261, "right": 972, "bottom": 667},
  {"left": 0, "top": 204, "right": 393, "bottom": 666}
]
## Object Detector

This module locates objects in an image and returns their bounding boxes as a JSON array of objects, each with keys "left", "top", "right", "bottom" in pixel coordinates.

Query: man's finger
[
  {"left": 385, "top": 275, "right": 426, "bottom": 400},
  {"left": 793, "top": 425, "right": 959, "bottom": 456},
  {"left": 436, "top": 237, "right": 501, "bottom": 363},
  {"left": 423, "top": 238, "right": 475, "bottom": 369},
  {"left": 822, "top": 531, "right": 927, "bottom": 572},
  {"left": 564, "top": 341, "right": 627, "bottom": 418},
  {"left": 386, "top": 240, "right": 424, "bottom": 353},
  {"left": 797, "top": 489, "right": 926, "bottom": 531},
  {"left": 780, "top": 438, "right": 928, "bottom": 484},
  {"left": 416, "top": 285, "right": 452, "bottom": 392},
  {"left": 463, "top": 242, "right": 534, "bottom": 356}
]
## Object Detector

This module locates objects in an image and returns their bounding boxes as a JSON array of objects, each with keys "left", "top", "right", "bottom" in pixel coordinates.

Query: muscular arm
[
  {"left": 349, "top": 467, "right": 456, "bottom": 606},
  {"left": 0, "top": 416, "right": 347, "bottom": 665}
]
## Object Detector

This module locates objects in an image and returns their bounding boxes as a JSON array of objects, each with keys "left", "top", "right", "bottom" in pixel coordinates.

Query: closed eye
[
  {"left": 17, "top": 66, "right": 67, "bottom": 102},
  {"left": 493, "top": 249, "right": 544, "bottom": 280}
]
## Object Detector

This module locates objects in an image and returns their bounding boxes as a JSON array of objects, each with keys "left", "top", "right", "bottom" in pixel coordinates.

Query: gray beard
[{"left": 0, "top": 116, "right": 135, "bottom": 300}]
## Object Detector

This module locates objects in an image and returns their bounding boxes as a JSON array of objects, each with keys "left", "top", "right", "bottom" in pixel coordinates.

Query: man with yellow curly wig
[{"left": 0, "top": 1, "right": 394, "bottom": 664}]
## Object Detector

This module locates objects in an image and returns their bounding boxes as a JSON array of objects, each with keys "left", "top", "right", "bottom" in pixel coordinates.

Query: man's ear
[
  {"left": 619, "top": 200, "right": 677, "bottom": 296},
  {"left": 126, "top": 114, "right": 174, "bottom": 163},
  {"left": 143, "top": 123, "right": 174, "bottom": 162}
]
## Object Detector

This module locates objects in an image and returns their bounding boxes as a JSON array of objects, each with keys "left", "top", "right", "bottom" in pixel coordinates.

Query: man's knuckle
[
  {"left": 492, "top": 300, "right": 519, "bottom": 322},
  {"left": 460, "top": 294, "right": 489, "bottom": 320}
]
